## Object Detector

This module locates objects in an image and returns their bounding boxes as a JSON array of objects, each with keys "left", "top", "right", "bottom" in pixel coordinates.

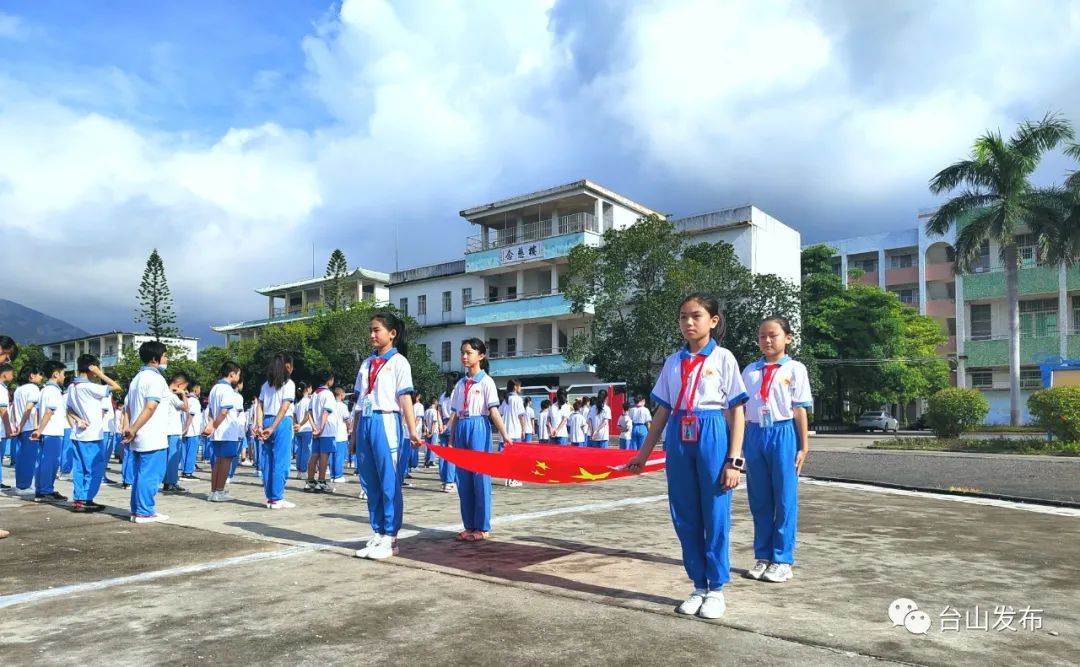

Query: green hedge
[
  {"left": 925, "top": 388, "right": 989, "bottom": 438},
  {"left": 1028, "top": 387, "right": 1080, "bottom": 442}
]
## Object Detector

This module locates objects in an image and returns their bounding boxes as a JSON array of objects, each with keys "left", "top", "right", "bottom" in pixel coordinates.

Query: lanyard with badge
[
  {"left": 759, "top": 363, "right": 781, "bottom": 428},
  {"left": 360, "top": 356, "right": 388, "bottom": 417},
  {"left": 674, "top": 354, "right": 707, "bottom": 443}
]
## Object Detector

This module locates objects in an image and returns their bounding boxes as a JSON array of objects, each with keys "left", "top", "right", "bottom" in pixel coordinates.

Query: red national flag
[{"left": 426, "top": 442, "right": 665, "bottom": 484}]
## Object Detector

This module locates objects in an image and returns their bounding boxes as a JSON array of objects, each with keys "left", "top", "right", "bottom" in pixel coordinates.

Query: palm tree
[{"left": 927, "top": 113, "right": 1074, "bottom": 426}]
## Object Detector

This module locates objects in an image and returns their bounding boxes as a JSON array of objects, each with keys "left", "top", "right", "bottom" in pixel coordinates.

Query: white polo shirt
[
  {"left": 588, "top": 404, "right": 611, "bottom": 440},
  {"left": 524, "top": 405, "right": 536, "bottom": 435},
  {"left": 741, "top": 356, "right": 813, "bottom": 423},
  {"left": 353, "top": 349, "right": 414, "bottom": 413},
  {"left": 259, "top": 379, "right": 296, "bottom": 421},
  {"left": 568, "top": 411, "right": 587, "bottom": 443},
  {"left": 295, "top": 394, "right": 312, "bottom": 431},
  {"left": 503, "top": 392, "right": 526, "bottom": 440},
  {"left": 450, "top": 371, "right": 499, "bottom": 417},
  {"left": 334, "top": 401, "right": 350, "bottom": 443},
  {"left": 650, "top": 340, "right": 749, "bottom": 412},
  {"left": 127, "top": 366, "right": 171, "bottom": 452},
  {"left": 184, "top": 395, "right": 201, "bottom": 436},
  {"left": 207, "top": 380, "right": 237, "bottom": 442},
  {"left": 38, "top": 381, "right": 67, "bottom": 437},
  {"left": 67, "top": 378, "right": 112, "bottom": 442},
  {"left": 13, "top": 383, "right": 40, "bottom": 433},
  {"left": 537, "top": 407, "right": 550, "bottom": 440},
  {"left": 163, "top": 391, "right": 185, "bottom": 437},
  {"left": 310, "top": 387, "right": 337, "bottom": 438},
  {"left": 629, "top": 406, "right": 652, "bottom": 425},
  {"left": 547, "top": 403, "right": 571, "bottom": 438},
  {"left": 0, "top": 384, "right": 9, "bottom": 436}
]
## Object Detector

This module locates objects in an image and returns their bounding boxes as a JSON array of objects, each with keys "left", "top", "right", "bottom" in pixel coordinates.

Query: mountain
[{"left": 0, "top": 299, "right": 89, "bottom": 344}]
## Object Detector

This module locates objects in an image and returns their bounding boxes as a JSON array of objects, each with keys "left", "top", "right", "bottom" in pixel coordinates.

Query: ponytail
[
  {"left": 265, "top": 351, "right": 293, "bottom": 389},
  {"left": 596, "top": 388, "right": 608, "bottom": 411},
  {"left": 461, "top": 338, "right": 490, "bottom": 372},
  {"left": 555, "top": 388, "right": 567, "bottom": 408},
  {"left": 373, "top": 311, "right": 409, "bottom": 357},
  {"left": 681, "top": 292, "right": 726, "bottom": 342}
]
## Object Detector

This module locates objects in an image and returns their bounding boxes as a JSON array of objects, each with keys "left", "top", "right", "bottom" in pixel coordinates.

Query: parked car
[{"left": 856, "top": 411, "right": 899, "bottom": 433}]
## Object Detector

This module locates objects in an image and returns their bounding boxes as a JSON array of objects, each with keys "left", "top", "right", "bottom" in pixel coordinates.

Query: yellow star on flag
[
  {"left": 571, "top": 467, "right": 611, "bottom": 481},
  {"left": 535, "top": 461, "right": 549, "bottom": 470}
]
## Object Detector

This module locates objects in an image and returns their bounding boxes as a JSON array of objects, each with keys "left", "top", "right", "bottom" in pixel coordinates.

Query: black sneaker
[
  {"left": 303, "top": 480, "right": 317, "bottom": 492},
  {"left": 161, "top": 484, "right": 173, "bottom": 493},
  {"left": 103, "top": 477, "right": 116, "bottom": 484},
  {"left": 86, "top": 501, "right": 106, "bottom": 512},
  {"left": 121, "top": 483, "right": 130, "bottom": 490},
  {"left": 181, "top": 473, "right": 196, "bottom": 480},
  {"left": 48, "top": 491, "right": 68, "bottom": 502},
  {"left": 172, "top": 484, "right": 188, "bottom": 493},
  {"left": 0, "top": 483, "right": 9, "bottom": 489},
  {"left": 71, "top": 501, "right": 89, "bottom": 512}
]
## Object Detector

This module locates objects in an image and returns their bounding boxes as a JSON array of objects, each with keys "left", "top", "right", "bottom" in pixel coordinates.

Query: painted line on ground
[
  {"left": 0, "top": 494, "right": 670, "bottom": 609},
  {"left": 803, "top": 478, "right": 1080, "bottom": 517}
]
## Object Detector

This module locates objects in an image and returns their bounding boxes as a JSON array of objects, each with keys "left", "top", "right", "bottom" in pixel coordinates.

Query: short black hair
[
  {"left": 0, "top": 336, "right": 17, "bottom": 360},
  {"left": 43, "top": 360, "right": 67, "bottom": 379},
  {"left": 77, "top": 354, "right": 100, "bottom": 374},
  {"left": 139, "top": 340, "right": 167, "bottom": 364},
  {"left": 313, "top": 369, "right": 334, "bottom": 386},
  {"left": 0, "top": 362, "right": 13, "bottom": 376},
  {"left": 219, "top": 361, "right": 241, "bottom": 377},
  {"left": 170, "top": 371, "right": 190, "bottom": 385},
  {"left": 18, "top": 365, "right": 40, "bottom": 383}
]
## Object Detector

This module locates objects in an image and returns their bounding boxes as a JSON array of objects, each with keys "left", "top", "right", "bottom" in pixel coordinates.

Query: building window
[
  {"left": 417, "top": 294, "right": 427, "bottom": 316},
  {"left": 895, "top": 288, "right": 917, "bottom": 305},
  {"left": 1020, "top": 368, "right": 1042, "bottom": 389},
  {"left": 441, "top": 341, "right": 451, "bottom": 363},
  {"left": 399, "top": 297, "right": 408, "bottom": 317},
  {"left": 1015, "top": 234, "right": 1042, "bottom": 268},
  {"left": 507, "top": 337, "right": 517, "bottom": 357},
  {"left": 488, "top": 338, "right": 499, "bottom": 356},
  {"left": 946, "top": 282, "right": 956, "bottom": 299},
  {"left": 853, "top": 258, "right": 878, "bottom": 273},
  {"left": 970, "top": 370, "right": 993, "bottom": 389},
  {"left": 442, "top": 291, "right": 452, "bottom": 313},
  {"left": 507, "top": 285, "right": 517, "bottom": 300},
  {"left": 488, "top": 285, "right": 499, "bottom": 302},
  {"left": 947, "top": 318, "right": 956, "bottom": 336},
  {"left": 362, "top": 283, "right": 375, "bottom": 300},
  {"left": 462, "top": 287, "right": 472, "bottom": 306},
  {"left": 1019, "top": 298, "right": 1057, "bottom": 338},
  {"left": 970, "top": 304, "right": 992, "bottom": 340},
  {"left": 972, "top": 241, "right": 991, "bottom": 272},
  {"left": 1073, "top": 296, "right": 1080, "bottom": 333},
  {"left": 890, "top": 254, "right": 914, "bottom": 269}
]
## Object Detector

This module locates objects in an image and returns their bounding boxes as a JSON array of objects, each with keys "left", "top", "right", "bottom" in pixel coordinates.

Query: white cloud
[{"left": 2, "top": 0, "right": 1080, "bottom": 339}]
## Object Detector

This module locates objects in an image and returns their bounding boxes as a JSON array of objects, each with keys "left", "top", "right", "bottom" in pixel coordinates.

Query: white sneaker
[
  {"left": 745, "top": 559, "right": 770, "bottom": 580},
  {"left": 16, "top": 488, "right": 35, "bottom": 497},
  {"left": 267, "top": 499, "right": 296, "bottom": 510},
  {"left": 131, "top": 513, "right": 169, "bottom": 524},
  {"left": 676, "top": 589, "right": 707, "bottom": 615},
  {"left": 354, "top": 534, "right": 383, "bottom": 559},
  {"left": 698, "top": 591, "right": 726, "bottom": 619},
  {"left": 208, "top": 490, "right": 229, "bottom": 502},
  {"left": 358, "top": 489, "right": 367, "bottom": 500},
  {"left": 218, "top": 490, "right": 236, "bottom": 502},
  {"left": 762, "top": 563, "right": 793, "bottom": 583},
  {"left": 366, "top": 536, "right": 395, "bottom": 560}
]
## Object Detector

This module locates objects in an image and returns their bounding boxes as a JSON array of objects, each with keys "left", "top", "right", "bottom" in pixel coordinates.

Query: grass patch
[
  {"left": 969, "top": 425, "right": 1044, "bottom": 433},
  {"left": 868, "top": 437, "right": 1080, "bottom": 456}
]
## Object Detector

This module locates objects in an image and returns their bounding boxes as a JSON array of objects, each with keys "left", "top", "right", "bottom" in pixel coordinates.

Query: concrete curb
[{"left": 805, "top": 475, "right": 1080, "bottom": 510}]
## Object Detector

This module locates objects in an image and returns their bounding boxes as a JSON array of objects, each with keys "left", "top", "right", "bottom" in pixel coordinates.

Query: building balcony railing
[
  {"left": 464, "top": 292, "right": 586, "bottom": 326},
  {"left": 487, "top": 348, "right": 594, "bottom": 377},
  {"left": 465, "top": 212, "right": 598, "bottom": 254}
]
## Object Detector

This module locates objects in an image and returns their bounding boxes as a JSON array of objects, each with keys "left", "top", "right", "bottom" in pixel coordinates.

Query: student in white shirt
[
  {"left": 422, "top": 396, "right": 441, "bottom": 470},
  {"left": 587, "top": 389, "right": 612, "bottom": 448},
  {"left": 66, "top": 354, "right": 122, "bottom": 512},
  {"left": 406, "top": 393, "right": 424, "bottom": 476},
  {"left": 352, "top": 313, "right": 423, "bottom": 561},
  {"left": 568, "top": 400, "right": 587, "bottom": 447},
  {"left": 181, "top": 383, "right": 202, "bottom": 479},
  {"left": 547, "top": 389, "right": 571, "bottom": 445},
  {"left": 122, "top": 341, "right": 176, "bottom": 523},
  {"left": 627, "top": 293, "right": 748, "bottom": 620},
  {"left": 12, "top": 364, "right": 43, "bottom": 496},
  {"left": 256, "top": 352, "right": 297, "bottom": 509},
  {"left": 227, "top": 379, "right": 247, "bottom": 482},
  {"left": 740, "top": 316, "right": 813, "bottom": 585},
  {"left": 523, "top": 397, "right": 536, "bottom": 442},
  {"left": 161, "top": 371, "right": 191, "bottom": 494},
  {"left": 30, "top": 361, "right": 69, "bottom": 502},
  {"left": 537, "top": 400, "right": 551, "bottom": 443},
  {"left": 331, "top": 386, "right": 351, "bottom": 483},
  {"left": 617, "top": 402, "right": 633, "bottom": 450},
  {"left": 306, "top": 369, "right": 337, "bottom": 493},
  {"left": 0, "top": 362, "right": 13, "bottom": 491},
  {"left": 203, "top": 361, "right": 242, "bottom": 502},
  {"left": 628, "top": 396, "right": 653, "bottom": 451},
  {"left": 445, "top": 338, "right": 513, "bottom": 542},
  {"left": 292, "top": 382, "right": 313, "bottom": 479}
]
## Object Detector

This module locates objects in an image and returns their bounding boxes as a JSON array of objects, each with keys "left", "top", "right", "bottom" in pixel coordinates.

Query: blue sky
[{"left": 2, "top": 0, "right": 1080, "bottom": 344}]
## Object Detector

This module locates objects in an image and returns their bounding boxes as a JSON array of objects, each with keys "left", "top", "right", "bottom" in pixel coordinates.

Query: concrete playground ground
[{"left": 1, "top": 455, "right": 1078, "bottom": 666}]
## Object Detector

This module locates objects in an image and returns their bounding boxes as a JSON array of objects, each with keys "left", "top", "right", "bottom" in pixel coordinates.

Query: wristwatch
[{"left": 725, "top": 456, "right": 746, "bottom": 472}]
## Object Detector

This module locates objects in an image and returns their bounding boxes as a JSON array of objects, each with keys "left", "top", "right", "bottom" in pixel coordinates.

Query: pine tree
[
  {"left": 325, "top": 249, "right": 350, "bottom": 311},
  {"left": 134, "top": 248, "right": 179, "bottom": 340}
]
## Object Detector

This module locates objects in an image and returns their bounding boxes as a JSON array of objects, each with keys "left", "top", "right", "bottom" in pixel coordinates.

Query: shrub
[
  {"left": 1028, "top": 387, "right": 1080, "bottom": 442},
  {"left": 925, "top": 388, "right": 990, "bottom": 438}
]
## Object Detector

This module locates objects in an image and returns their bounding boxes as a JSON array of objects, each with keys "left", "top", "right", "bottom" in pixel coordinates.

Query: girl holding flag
[
  {"left": 740, "top": 316, "right": 812, "bottom": 584},
  {"left": 627, "top": 293, "right": 748, "bottom": 620},
  {"left": 446, "top": 338, "right": 513, "bottom": 542},
  {"left": 352, "top": 312, "right": 423, "bottom": 561}
]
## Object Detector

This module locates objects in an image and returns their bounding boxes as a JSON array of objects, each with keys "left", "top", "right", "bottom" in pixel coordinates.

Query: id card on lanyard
[
  {"left": 759, "top": 363, "right": 780, "bottom": 428},
  {"left": 362, "top": 357, "right": 389, "bottom": 417},
  {"left": 675, "top": 354, "right": 707, "bottom": 443}
]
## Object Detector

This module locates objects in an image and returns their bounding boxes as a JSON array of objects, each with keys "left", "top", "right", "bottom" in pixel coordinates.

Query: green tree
[
  {"left": 135, "top": 248, "right": 180, "bottom": 340},
  {"left": 926, "top": 113, "right": 1075, "bottom": 425},
  {"left": 325, "top": 249, "right": 350, "bottom": 312},
  {"left": 563, "top": 215, "right": 802, "bottom": 397}
]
